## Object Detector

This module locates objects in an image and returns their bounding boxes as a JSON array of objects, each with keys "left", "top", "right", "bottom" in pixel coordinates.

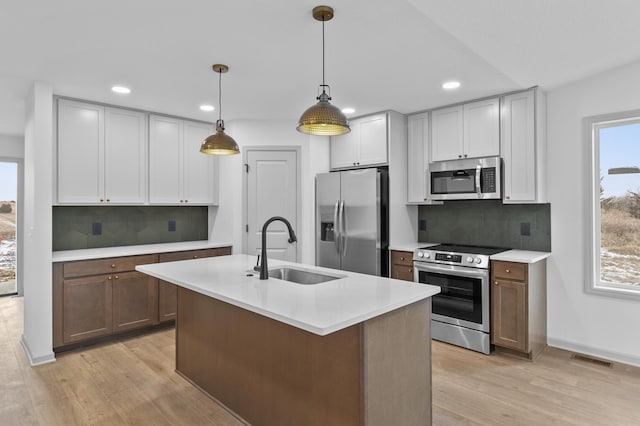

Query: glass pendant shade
[
  {"left": 200, "top": 120, "right": 240, "bottom": 155},
  {"left": 297, "top": 90, "right": 350, "bottom": 136}
]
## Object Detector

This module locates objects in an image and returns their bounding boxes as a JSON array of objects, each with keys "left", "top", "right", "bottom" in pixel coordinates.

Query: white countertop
[
  {"left": 52, "top": 241, "right": 233, "bottom": 262},
  {"left": 490, "top": 250, "right": 550, "bottom": 264},
  {"left": 388, "top": 242, "right": 438, "bottom": 252},
  {"left": 136, "top": 254, "right": 440, "bottom": 336}
]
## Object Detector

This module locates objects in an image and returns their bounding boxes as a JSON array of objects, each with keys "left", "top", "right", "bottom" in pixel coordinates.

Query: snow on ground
[
  {"left": 601, "top": 248, "right": 640, "bottom": 286},
  {"left": 0, "top": 238, "right": 16, "bottom": 282}
]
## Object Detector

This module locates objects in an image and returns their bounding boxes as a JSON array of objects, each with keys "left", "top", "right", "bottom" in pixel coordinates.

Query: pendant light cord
[
  {"left": 322, "top": 16, "right": 325, "bottom": 88},
  {"left": 218, "top": 69, "right": 223, "bottom": 123}
]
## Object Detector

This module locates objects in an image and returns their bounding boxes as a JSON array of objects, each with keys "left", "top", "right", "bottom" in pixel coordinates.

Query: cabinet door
[
  {"left": 407, "top": 112, "right": 429, "bottom": 203},
  {"left": 357, "top": 113, "right": 388, "bottom": 166},
  {"left": 57, "top": 99, "right": 104, "bottom": 203},
  {"left": 149, "top": 115, "right": 183, "bottom": 203},
  {"left": 431, "top": 105, "right": 463, "bottom": 162},
  {"left": 158, "top": 280, "right": 177, "bottom": 322},
  {"left": 104, "top": 108, "right": 147, "bottom": 204},
  {"left": 331, "top": 122, "right": 360, "bottom": 169},
  {"left": 183, "top": 120, "right": 218, "bottom": 204},
  {"left": 112, "top": 271, "right": 158, "bottom": 333},
  {"left": 501, "top": 90, "right": 536, "bottom": 203},
  {"left": 63, "top": 275, "right": 112, "bottom": 344},
  {"left": 464, "top": 98, "right": 500, "bottom": 159},
  {"left": 491, "top": 278, "right": 527, "bottom": 352}
]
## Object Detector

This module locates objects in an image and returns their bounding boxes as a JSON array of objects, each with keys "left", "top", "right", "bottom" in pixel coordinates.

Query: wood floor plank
[{"left": 1, "top": 296, "right": 639, "bottom": 425}]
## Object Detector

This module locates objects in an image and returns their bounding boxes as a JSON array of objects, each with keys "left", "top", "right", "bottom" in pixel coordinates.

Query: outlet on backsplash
[
  {"left": 168, "top": 220, "right": 177, "bottom": 232},
  {"left": 520, "top": 222, "right": 531, "bottom": 236},
  {"left": 92, "top": 223, "right": 102, "bottom": 236}
]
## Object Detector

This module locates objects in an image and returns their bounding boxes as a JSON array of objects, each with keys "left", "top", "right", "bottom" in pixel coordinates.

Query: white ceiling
[{"left": 1, "top": 0, "right": 639, "bottom": 137}]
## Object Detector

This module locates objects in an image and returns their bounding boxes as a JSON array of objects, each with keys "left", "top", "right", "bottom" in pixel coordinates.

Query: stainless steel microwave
[{"left": 428, "top": 156, "right": 502, "bottom": 201}]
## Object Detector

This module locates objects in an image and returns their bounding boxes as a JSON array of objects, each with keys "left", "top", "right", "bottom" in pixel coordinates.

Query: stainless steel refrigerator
[{"left": 316, "top": 168, "right": 388, "bottom": 276}]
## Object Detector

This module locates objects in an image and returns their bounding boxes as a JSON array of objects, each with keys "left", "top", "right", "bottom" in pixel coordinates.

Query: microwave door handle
[
  {"left": 475, "top": 165, "right": 482, "bottom": 196},
  {"left": 333, "top": 200, "right": 340, "bottom": 255}
]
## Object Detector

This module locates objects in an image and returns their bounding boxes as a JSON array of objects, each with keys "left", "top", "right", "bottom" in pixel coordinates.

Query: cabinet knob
[
  {"left": 464, "top": 154, "right": 468, "bottom": 158},
  {"left": 185, "top": 199, "right": 188, "bottom": 203},
  {"left": 506, "top": 195, "right": 511, "bottom": 200},
  {"left": 100, "top": 199, "right": 104, "bottom": 202},
  {"left": 407, "top": 268, "right": 412, "bottom": 273},
  {"left": 114, "top": 275, "right": 119, "bottom": 279},
  {"left": 106, "top": 199, "right": 110, "bottom": 202},
  {"left": 424, "top": 198, "right": 427, "bottom": 201},
  {"left": 108, "top": 276, "right": 112, "bottom": 280},
  {"left": 400, "top": 257, "right": 405, "bottom": 261},
  {"left": 505, "top": 269, "right": 510, "bottom": 273},
  {"left": 193, "top": 255, "right": 198, "bottom": 259},
  {"left": 111, "top": 263, "right": 116, "bottom": 268},
  {"left": 494, "top": 281, "right": 498, "bottom": 285},
  {"left": 458, "top": 155, "right": 462, "bottom": 158}
]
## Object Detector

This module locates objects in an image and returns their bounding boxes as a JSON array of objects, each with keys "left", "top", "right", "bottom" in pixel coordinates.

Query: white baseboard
[
  {"left": 20, "top": 335, "right": 56, "bottom": 366},
  {"left": 548, "top": 337, "right": 640, "bottom": 368}
]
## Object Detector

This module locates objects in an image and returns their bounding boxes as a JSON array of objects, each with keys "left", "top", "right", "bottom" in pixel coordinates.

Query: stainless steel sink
[{"left": 260, "top": 267, "right": 344, "bottom": 284}]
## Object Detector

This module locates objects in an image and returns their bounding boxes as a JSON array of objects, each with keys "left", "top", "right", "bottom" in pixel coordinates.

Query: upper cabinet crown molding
[
  {"left": 330, "top": 112, "right": 388, "bottom": 170},
  {"left": 56, "top": 99, "right": 147, "bottom": 205},
  {"left": 430, "top": 98, "right": 500, "bottom": 162}
]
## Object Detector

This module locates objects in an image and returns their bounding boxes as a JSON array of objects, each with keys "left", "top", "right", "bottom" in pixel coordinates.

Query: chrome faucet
[{"left": 259, "top": 216, "right": 297, "bottom": 280}]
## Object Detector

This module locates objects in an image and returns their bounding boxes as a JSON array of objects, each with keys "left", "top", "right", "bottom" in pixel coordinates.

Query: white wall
[
  {"left": 0, "top": 134, "right": 24, "bottom": 158},
  {"left": 210, "top": 119, "right": 330, "bottom": 265},
  {"left": 21, "top": 82, "right": 54, "bottom": 365},
  {"left": 547, "top": 59, "right": 640, "bottom": 367}
]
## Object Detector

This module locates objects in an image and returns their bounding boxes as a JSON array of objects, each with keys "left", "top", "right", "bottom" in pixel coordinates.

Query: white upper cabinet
[
  {"left": 331, "top": 112, "right": 387, "bottom": 169},
  {"left": 431, "top": 98, "right": 500, "bottom": 162},
  {"left": 407, "top": 112, "right": 430, "bottom": 203},
  {"left": 57, "top": 99, "right": 146, "bottom": 204},
  {"left": 501, "top": 89, "right": 546, "bottom": 203},
  {"left": 430, "top": 106, "right": 463, "bottom": 162},
  {"left": 149, "top": 115, "right": 218, "bottom": 205},
  {"left": 104, "top": 107, "right": 147, "bottom": 203}
]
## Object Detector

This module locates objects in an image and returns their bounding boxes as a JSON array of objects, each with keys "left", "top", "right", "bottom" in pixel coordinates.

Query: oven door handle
[{"left": 414, "top": 262, "right": 489, "bottom": 280}]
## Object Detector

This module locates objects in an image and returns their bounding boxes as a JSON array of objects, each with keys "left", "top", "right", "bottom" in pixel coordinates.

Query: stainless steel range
[{"left": 413, "top": 244, "right": 507, "bottom": 354}]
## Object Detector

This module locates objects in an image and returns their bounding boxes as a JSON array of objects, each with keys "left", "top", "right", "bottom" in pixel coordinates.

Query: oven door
[{"left": 414, "top": 262, "right": 489, "bottom": 333}]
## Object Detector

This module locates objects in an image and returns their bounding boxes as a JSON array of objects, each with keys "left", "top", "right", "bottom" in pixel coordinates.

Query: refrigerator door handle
[
  {"left": 340, "top": 200, "right": 347, "bottom": 257},
  {"left": 333, "top": 200, "right": 341, "bottom": 255}
]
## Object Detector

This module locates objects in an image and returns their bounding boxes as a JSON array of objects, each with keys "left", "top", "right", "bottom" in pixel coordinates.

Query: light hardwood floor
[{"left": 2, "top": 296, "right": 639, "bottom": 425}]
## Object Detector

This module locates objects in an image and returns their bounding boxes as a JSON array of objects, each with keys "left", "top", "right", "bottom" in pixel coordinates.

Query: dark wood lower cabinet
[
  {"left": 62, "top": 275, "right": 113, "bottom": 344},
  {"left": 491, "top": 278, "right": 527, "bottom": 352},
  {"left": 53, "top": 246, "right": 232, "bottom": 351},
  {"left": 390, "top": 250, "right": 415, "bottom": 282},
  {"left": 113, "top": 271, "right": 158, "bottom": 332}
]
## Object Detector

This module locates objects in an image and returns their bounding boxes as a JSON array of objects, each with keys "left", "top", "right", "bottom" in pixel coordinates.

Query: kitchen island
[{"left": 137, "top": 254, "right": 440, "bottom": 426}]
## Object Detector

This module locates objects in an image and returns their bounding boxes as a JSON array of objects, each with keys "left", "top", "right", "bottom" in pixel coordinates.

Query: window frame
[{"left": 586, "top": 111, "right": 640, "bottom": 300}]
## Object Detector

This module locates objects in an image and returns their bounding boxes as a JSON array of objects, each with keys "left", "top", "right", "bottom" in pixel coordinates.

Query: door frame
[
  {"left": 242, "top": 146, "right": 302, "bottom": 263},
  {"left": 0, "top": 157, "right": 23, "bottom": 296}
]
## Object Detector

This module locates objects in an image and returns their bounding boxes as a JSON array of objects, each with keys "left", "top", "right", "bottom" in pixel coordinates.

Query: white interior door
[{"left": 246, "top": 149, "right": 298, "bottom": 262}]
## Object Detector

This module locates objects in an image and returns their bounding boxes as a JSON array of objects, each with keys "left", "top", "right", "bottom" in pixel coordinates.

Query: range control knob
[
  {"left": 466, "top": 256, "right": 474, "bottom": 263},
  {"left": 475, "top": 258, "right": 482, "bottom": 264},
  {"left": 424, "top": 252, "right": 431, "bottom": 259},
  {"left": 417, "top": 251, "right": 424, "bottom": 258}
]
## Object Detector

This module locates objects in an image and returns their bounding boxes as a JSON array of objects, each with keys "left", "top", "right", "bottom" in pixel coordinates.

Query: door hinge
[
  {"left": 245, "top": 224, "right": 249, "bottom": 232},
  {"left": 244, "top": 163, "right": 249, "bottom": 173}
]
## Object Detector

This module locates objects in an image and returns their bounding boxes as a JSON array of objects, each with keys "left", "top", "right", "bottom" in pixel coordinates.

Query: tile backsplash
[
  {"left": 418, "top": 201, "right": 551, "bottom": 251},
  {"left": 53, "top": 206, "right": 208, "bottom": 251}
]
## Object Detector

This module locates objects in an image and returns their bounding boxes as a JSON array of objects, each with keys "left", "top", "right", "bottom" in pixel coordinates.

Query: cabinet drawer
[
  {"left": 390, "top": 250, "right": 413, "bottom": 267},
  {"left": 391, "top": 264, "right": 415, "bottom": 282},
  {"left": 63, "top": 254, "right": 158, "bottom": 278},
  {"left": 492, "top": 261, "right": 526, "bottom": 281},
  {"left": 158, "top": 247, "right": 231, "bottom": 263}
]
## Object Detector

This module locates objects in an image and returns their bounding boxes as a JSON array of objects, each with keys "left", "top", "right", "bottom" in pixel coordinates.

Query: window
[{"left": 589, "top": 113, "right": 640, "bottom": 298}]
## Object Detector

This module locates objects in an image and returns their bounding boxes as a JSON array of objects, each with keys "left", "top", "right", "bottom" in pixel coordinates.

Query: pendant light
[
  {"left": 200, "top": 64, "right": 240, "bottom": 155},
  {"left": 297, "top": 5, "right": 350, "bottom": 136}
]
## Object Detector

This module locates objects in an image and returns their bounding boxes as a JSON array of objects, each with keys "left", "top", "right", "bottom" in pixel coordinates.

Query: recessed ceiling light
[
  {"left": 111, "top": 86, "right": 131, "bottom": 94},
  {"left": 200, "top": 104, "right": 215, "bottom": 112},
  {"left": 442, "top": 81, "right": 461, "bottom": 90},
  {"left": 341, "top": 107, "right": 356, "bottom": 114}
]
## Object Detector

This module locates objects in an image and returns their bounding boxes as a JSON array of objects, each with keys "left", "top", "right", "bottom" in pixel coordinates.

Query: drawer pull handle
[
  {"left": 111, "top": 263, "right": 116, "bottom": 268},
  {"left": 505, "top": 269, "right": 510, "bottom": 273}
]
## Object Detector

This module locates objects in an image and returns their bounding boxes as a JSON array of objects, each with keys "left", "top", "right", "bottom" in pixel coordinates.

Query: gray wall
[
  {"left": 53, "top": 206, "right": 208, "bottom": 251},
  {"left": 418, "top": 201, "right": 551, "bottom": 251}
]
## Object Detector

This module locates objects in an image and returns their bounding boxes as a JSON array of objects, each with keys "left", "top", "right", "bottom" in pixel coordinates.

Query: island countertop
[{"left": 136, "top": 254, "right": 440, "bottom": 336}]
